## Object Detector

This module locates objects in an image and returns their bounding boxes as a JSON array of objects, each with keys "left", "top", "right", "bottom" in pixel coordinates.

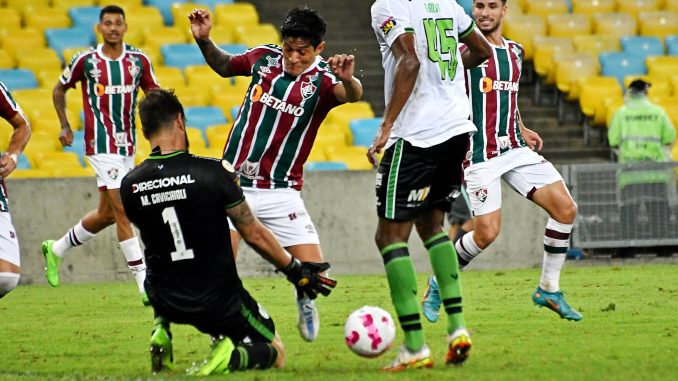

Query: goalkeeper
[{"left": 120, "top": 88, "right": 337, "bottom": 375}]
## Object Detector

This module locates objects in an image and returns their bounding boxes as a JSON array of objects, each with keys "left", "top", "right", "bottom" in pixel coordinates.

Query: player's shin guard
[
  {"left": 381, "top": 243, "right": 425, "bottom": 352},
  {"left": 120, "top": 237, "right": 146, "bottom": 293},
  {"left": 540, "top": 218, "right": 572, "bottom": 292},
  {"left": 228, "top": 343, "right": 278, "bottom": 371},
  {"left": 52, "top": 220, "right": 95, "bottom": 257},
  {"left": 455, "top": 232, "right": 483, "bottom": 269},
  {"left": 424, "top": 233, "right": 466, "bottom": 332}
]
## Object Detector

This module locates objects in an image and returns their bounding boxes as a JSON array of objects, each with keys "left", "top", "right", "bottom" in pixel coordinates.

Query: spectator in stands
[
  {"left": 608, "top": 79, "right": 676, "bottom": 250},
  {"left": 0, "top": 82, "right": 31, "bottom": 299}
]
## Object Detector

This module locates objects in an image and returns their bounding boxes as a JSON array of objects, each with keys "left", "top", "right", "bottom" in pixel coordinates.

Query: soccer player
[
  {"left": 422, "top": 0, "right": 582, "bottom": 322},
  {"left": 369, "top": 0, "right": 492, "bottom": 371},
  {"left": 0, "top": 81, "right": 31, "bottom": 299},
  {"left": 41, "top": 5, "right": 159, "bottom": 304},
  {"left": 189, "top": 7, "right": 362, "bottom": 341},
  {"left": 120, "top": 88, "right": 336, "bottom": 375}
]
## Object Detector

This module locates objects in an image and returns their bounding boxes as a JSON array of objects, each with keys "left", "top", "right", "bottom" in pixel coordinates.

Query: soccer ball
[{"left": 344, "top": 306, "right": 396, "bottom": 358}]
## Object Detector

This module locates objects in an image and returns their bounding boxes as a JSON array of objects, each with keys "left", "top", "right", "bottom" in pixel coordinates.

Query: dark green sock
[
  {"left": 381, "top": 242, "right": 425, "bottom": 352},
  {"left": 424, "top": 232, "right": 466, "bottom": 333},
  {"left": 228, "top": 343, "right": 278, "bottom": 371}
]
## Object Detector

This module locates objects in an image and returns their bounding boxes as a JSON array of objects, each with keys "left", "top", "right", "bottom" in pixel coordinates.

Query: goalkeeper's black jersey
[{"left": 121, "top": 150, "right": 246, "bottom": 316}]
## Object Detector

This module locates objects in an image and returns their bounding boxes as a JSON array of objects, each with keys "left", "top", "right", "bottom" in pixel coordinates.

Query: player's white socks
[
  {"left": 52, "top": 220, "right": 95, "bottom": 257},
  {"left": 0, "top": 272, "right": 19, "bottom": 298},
  {"left": 120, "top": 237, "right": 146, "bottom": 293},
  {"left": 540, "top": 218, "right": 572, "bottom": 293},
  {"left": 455, "top": 232, "right": 483, "bottom": 269}
]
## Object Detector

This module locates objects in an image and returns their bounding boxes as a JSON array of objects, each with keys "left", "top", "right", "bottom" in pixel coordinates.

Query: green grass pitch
[{"left": 1, "top": 265, "right": 677, "bottom": 380}]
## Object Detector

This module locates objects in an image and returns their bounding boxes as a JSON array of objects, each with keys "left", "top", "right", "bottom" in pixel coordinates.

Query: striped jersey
[
  {"left": 371, "top": 0, "right": 477, "bottom": 149},
  {"left": 224, "top": 45, "right": 343, "bottom": 191},
  {"left": 0, "top": 81, "right": 28, "bottom": 212},
  {"left": 463, "top": 38, "right": 526, "bottom": 167},
  {"left": 61, "top": 43, "right": 159, "bottom": 156}
]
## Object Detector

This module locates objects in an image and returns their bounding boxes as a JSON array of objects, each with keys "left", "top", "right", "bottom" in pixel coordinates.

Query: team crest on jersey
[
  {"left": 108, "top": 168, "right": 119, "bottom": 180},
  {"left": 380, "top": 17, "right": 397, "bottom": 35},
  {"left": 475, "top": 188, "right": 488, "bottom": 203},
  {"left": 511, "top": 45, "right": 523, "bottom": 64},
  {"left": 300, "top": 78, "right": 317, "bottom": 100},
  {"left": 128, "top": 63, "right": 140, "bottom": 79}
]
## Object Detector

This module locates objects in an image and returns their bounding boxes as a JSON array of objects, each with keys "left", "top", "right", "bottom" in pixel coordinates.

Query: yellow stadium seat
[
  {"left": 317, "top": 122, "right": 349, "bottom": 145},
  {"left": 153, "top": 66, "right": 185, "bottom": 89},
  {"left": 52, "top": 0, "right": 97, "bottom": 10},
  {"left": 503, "top": 15, "right": 546, "bottom": 60},
  {"left": 211, "top": 78, "right": 251, "bottom": 102},
  {"left": 0, "top": 128, "right": 12, "bottom": 150},
  {"left": 214, "top": 3, "right": 259, "bottom": 32},
  {"left": 171, "top": 2, "right": 210, "bottom": 37},
  {"left": 672, "top": 144, "right": 678, "bottom": 163},
  {"left": 653, "top": 97, "right": 678, "bottom": 127},
  {"left": 62, "top": 47, "right": 90, "bottom": 64},
  {"left": 24, "top": 8, "right": 72, "bottom": 33},
  {"left": 547, "top": 14, "right": 592, "bottom": 37},
  {"left": 533, "top": 37, "right": 574, "bottom": 80},
  {"left": 124, "top": 7, "right": 165, "bottom": 32},
  {"left": 185, "top": 127, "right": 207, "bottom": 150},
  {"left": 593, "top": 13, "right": 637, "bottom": 37},
  {"left": 49, "top": 166, "right": 96, "bottom": 178},
  {"left": 206, "top": 26, "right": 237, "bottom": 45},
  {"left": 326, "top": 102, "right": 374, "bottom": 135},
  {"left": 306, "top": 144, "right": 328, "bottom": 162},
  {"left": 185, "top": 65, "right": 225, "bottom": 88},
  {"left": 9, "top": 169, "right": 51, "bottom": 178},
  {"left": 173, "top": 85, "right": 210, "bottom": 107},
  {"left": 0, "top": 51, "right": 14, "bottom": 69},
  {"left": 30, "top": 116, "right": 59, "bottom": 134},
  {"left": 556, "top": 53, "right": 600, "bottom": 99},
  {"left": 35, "top": 68, "right": 64, "bottom": 88},
  {"left": 142, "top": 26, "right": 187, "bottom": 51},
  {"left": 507, "top": 1, "right": 524, "bottom": 15},
  {"left": 571, "top": 0, "right": 616, "bottom": 15},
  {"left": 211, "top": 92, "right": 245, "bottom": 122},
  {"left": 205, "top": 125, "right": 231, "bottom": 149},
  {"left": 114, "top": 0, "right": 144, "bottom": 11},
  {"left": 579, "top": 76, "right": 623, "bottom": 125},
  {"left": 33, "top": 152, "right": 84, "bottom": 171},
  {"left": 17, "top": 48, "right": 63, "bottom": 73},
  {"left": 234, "top": 24, "right": 280, "bottom": 46},
  {"left": 671, "top": 75, "right": 678, "bottom": 96},
  {"left": 646, "top": 56, "right": 678, "bottom": 77},
  {"left": 616, "top": 0, "right": 660, "bottom": 21},
  {"left": 11, "top": 88, "right": 51, "bottom": 107},
  {"left": 604, "top": 96, "right": 626, "bottom": 126},
  {"left": 5, "top": 0, "right": 50, "bottom": 15},
  {"left": 325, "top": 146, "right": 373, "bottom": 170},
  {"left": 314, "top": 133, "right": 347, "bottom": 150},
  {"left": 638, "top": 11, "right": 678, "bottom": 41},
  {"left": 0, "top": 29, "right": 46, "bottom": 59},
  {"left": 0, "top": 9, "right": 21, "bottom": 34},
  {"left": 526, "top": 0, "right": 569, "bottom": 19},
  {"left": 573, "top": 35, "right": 621, "bottom": 57},
  {"left": 665, "top": 0, "right": 678, "bottom": 12}
]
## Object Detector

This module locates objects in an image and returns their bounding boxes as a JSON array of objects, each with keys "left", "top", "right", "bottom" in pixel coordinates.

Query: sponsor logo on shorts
[
  {"left": 288, "top": 210, "right": 308, "bottom": 221},
  {"left": 305, "top": 224, "right": 316, "bottom": 234},
  {"left": 407, "top": 186, "right": 430, "bottom": 202},
  {"left": 475, "top": 188, "right": 488, "bottom": 203},
  {"left": 375, "top": 173, "right": 383, "bottom": 188},
  {"left": 380, "top": 17, "right": 397, "bottom": 35},
  {"left": 9, "top": 231, "right": 15, "bottom": 239}
]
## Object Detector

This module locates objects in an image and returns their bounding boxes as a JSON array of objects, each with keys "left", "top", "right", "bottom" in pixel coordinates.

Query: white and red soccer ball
[{"left": 344, "top": 306, "right": 396, "bottom": 358}]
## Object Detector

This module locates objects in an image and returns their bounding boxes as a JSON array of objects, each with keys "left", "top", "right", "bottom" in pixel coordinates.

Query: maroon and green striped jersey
[
  {"left": 224, "top": 45, "right": 343, "bottom": 191},
  {"left": 61, "top": 43, "right": 159, "bottom": 156},
  {"left": 0, "top": 81, "right": 28, "bottom": 212},
  {"left": 462, "top": 39, "right": 526, "bottom": 167}
]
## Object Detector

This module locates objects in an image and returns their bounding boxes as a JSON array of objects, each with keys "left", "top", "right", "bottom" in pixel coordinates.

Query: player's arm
[
  {"left": 189, "top": 9, "right": 234, "bottom": 78},
  {"left": 52, "top": 82, "right": 74, "bottom": 147},
  {"left": 0, "top": 112, "right": 31, "bottom": 178},
  {"left": 459, "top": 26, "right": 492, "bottom": 69},
  {"left": 327, "top": 54, "right": 363, "bottom": 103},
  {"left": 517, "top": 109, "right": 543, "bottom": 151},
  {"left": 366, "top": 32, "right": 419, "bottom": 166}
]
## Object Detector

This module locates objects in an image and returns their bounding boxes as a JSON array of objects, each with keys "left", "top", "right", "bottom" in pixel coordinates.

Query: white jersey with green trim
[{"left": 371, "top": 0, "right": 477, "bottom": 149}]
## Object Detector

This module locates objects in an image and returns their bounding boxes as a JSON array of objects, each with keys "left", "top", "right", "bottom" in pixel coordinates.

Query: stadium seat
[
  {"left": 547, "top": 14, "right": 592, "bottom": 37},
  {"left": 68, "top": 6, "right": 101, "bottom": 43},
  {"left": 666, "top": 35, "right": 678, "bottom": 55},
  {"left": 653, "top": 97, "right": 678, "bottom": 127},
  {"left": 579, "top": 76, "right": 623, "bottom": 125},
  {"left": 603, "top": 96, "right": 625, "bottom": 126},
  {"left": 49, "top": 166, "right": 96, "bottom": 178},
  {"left": 204, "top": 26, "right": 236, "bottom": 44},
  {"left": 0, "top": 51, "right": 14, "bottom": 69},
  {"left": 593, "top": 13, "right": 637, "bottom": 37},
  {"left": 185, "top": 65, "right": 224, "bottom": 88},
  {"left": 24, "top": 8, "right": 72, "bottom": 33},
  {"left": 205, "top": 125, "right": 231, "bottom": 149},
  {"left": 616, "top": 0, "right": 660, "bottom": 21},
  {"left": 533, "top": 37, "right": 574, "bottom": 80},
  {"left": 214, "top": 3, "right": 259, "bottom": 32},
  {"left": 304, "top": 161, "right": 348, "bottom": 172},
  {"left": 185, "top": 127, "right": 207, "bottom": 150},
  {"left": 230, "top": 105, "right": 241, "bottom": 122},
  {"left": 621, "top": 36, "right": 665, "bottom": 58},
  {"left": 198, "top": 0, "right": 233, "bottom": 9},
  {"left": 218, "top": 44, "right": 248, "bottom": 55},
  {"left": 326, "top": 102, "right": 375, "bottom": 136},
  {"left": 210, "top": 91, "right": 246, "bottom": 120},
  {"left": 325, "top": 146, "right": 373, "bottom": 170},
  {"left": 671, "top": 75, "right": 678, "bottom": 96},
  {"left": 114, "top": 0, "right": 144, "bottom": 11},
  {"left": 306, "top": 144, "right": 327, "bottom": 162},
  {"left": 316, "top": 122, "right": 348, "bottom": 146},
  {"left": 0, "top": 29, "right": 46, "bottom": 60},
  {"left": 599, "top": 52, "right": 647, "bottom": 86},
  {"left": 17, "top": 48, "right": 62, "bottom": 73},
  {"left": 45, "top": 28, "right": 93, "bottom": 63},
  {"left": 5, "top": 0, "right": 51, "bottom": 15},
  {"left": 185, "top": 106, "right": 227, "bottom": 130},
  {"left": 571, "top": 0, "right": 615, "bottom": 15},
  {"left": 0, "top": 8, "right": 22, "bottom": 34},
  {"left": 169, "top": 2, "right": 205, "bottom": 33},
  {"left": 646, "top": 56, "right": 678, "bottom": 77},
  {"left": 666, "top": 0, "right": 678, "bottom": 12},
  {"left": 525, "top": 0, "right": 569, "bottom": 19},
  {"left": 9, "top": 169, "right": 51, "bottom": 178},
  {"left": 148, "top": 0, "right": 187, "bottom": 25},
  {"left": 638, "top": 12, "right": 678, "bottom": 42},
  {"left": 349, "top": 118, "right": 382, "bottom": 147},
  {"left": 0, "top": 70, "right": 38, "bottom": 91},
  {"left": 124, "top": 6, "right": 165, "bottom": 31},
  {"left": 32, "top": 151, "right": 83, "bottom": 171},
  {"left": 11, "top": 88, "right": 52, "bottom": 109},
  {"left": 503, "top": 15, "right": 546, "bottom": 60},
  {"left": 573, "top": 35, "right": 621, "bottom": 57},
  {"left": 16, "top": 154, "right": 31, "bottom": 170},
  {"left": 53, "top": 0, "right": 97, "bottom": 9},
  {"left": 161, "top": 44, "right": 205, "bottom": 69},
  {"left": 153, "top": 66, "right": 185, "bottom": 89},
  {"left": 142, "top": 27, "right": 187, "bottom": 51},
  {"left": 555, "top": 53, "right": 600, "bottom": 99},
  {"left": 234, "top": 24, "right": 280, "bottom": 46}
]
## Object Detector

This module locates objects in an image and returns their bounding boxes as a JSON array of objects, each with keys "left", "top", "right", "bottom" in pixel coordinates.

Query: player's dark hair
[
  {"left": 139, "top": 89, "right": 185, "bottom": 139},
  {"left": 99, "top": 5, "right": 125, "bottom": 21},
  {"left": 280, "top": 7, "right": 326, "bottom": 48}
]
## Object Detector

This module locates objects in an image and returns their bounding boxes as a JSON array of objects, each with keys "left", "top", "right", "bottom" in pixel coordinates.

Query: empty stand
[
  {"left": 185, "top": 106, "right": 227, "bottom": 130},
  {"left": 305, "top": 161, "right": 348, "bottom": 171},
  {"left": 0, "top": 69, "right": 38, "bottom": 91},
  {"left": 599, "top": 52, "right": 648, "bottom": 86},
  {"left": 161, "top": 44, "right": 205, "bottom": 69},
  {"left": 349, "top": 118, "right": 382, "bottom": 147}
]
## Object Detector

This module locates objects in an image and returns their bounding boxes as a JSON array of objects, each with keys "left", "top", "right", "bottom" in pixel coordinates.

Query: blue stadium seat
[
  {"left": 147, "top": 0, "right": 186, "bottom": 25},
  {"left": 68, "top": 6, "right": 102, "bottom": 42},
  {"left": 0, "top": 69, "right": 38, "bottom": 91},
  {"left": 305, "top": 161, "right": 348, "bottom": 171},
  {"left": 185, "top": 106, "right": 227, "bottom": 130},
  {"left": 666, "top": 35, "right": 678, "bottom": 56},
  {"left": 599, "top": 52, "right": 647, "bottom": 86},
  {"left": 161, "top": 44, "right": 206, "bottom": 69},
  {"left": 218, "top": 44, "right": 248, "bottom": 54},
  {"left": 456, "top": 0, "right": 473, "bottom": 16},
  {"left": 63, "top": 130, "right": 86, "bottom": 166},
  {"left": 620, "top": 36, "right": 664, "bottom": 58},
  {"left": 349, "top": 117, "right": 382, "bottom": 147},
  {"left": 45, "top": 28, "right": 93, "bottom": 62},
  {"left": 17, "top": 153, "right": 31, "bottom": 170},
  {"left": 199, "top": 0, "right": 233, "bottom": 9},
  {"left": 230, "top": 105, "right": 240, "bottom": 122}
]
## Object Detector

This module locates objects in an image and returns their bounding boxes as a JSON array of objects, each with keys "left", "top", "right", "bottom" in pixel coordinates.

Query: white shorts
[
  {"left": 87, "top": 154, "right": 135, "bottom": 190},
  {"left": 228, "top": 188, "right": 320, "bottom": 247},
  {"left": 0, "top": 212, "right": 20, "bottom": 267},
  {"left": 464, "top": 147, "right": 564, "bottom": 216}
]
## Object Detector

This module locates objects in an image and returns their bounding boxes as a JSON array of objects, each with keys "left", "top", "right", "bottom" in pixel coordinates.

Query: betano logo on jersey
[
  {"left": 95, "top": 83, "right": 136, "bottom": 97},
  {"left": 250, "top": 84, "right": 305, "bottom": 117},
  {"left": 479, "top": 77, "right": 520, "bottom": 93}
]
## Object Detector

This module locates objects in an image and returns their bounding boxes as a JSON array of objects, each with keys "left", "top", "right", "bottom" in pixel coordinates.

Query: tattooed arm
[{"left": 189, "top": 9, "right": 234, "bottom": 78}]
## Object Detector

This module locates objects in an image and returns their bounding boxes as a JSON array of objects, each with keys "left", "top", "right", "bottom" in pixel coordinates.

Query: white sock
[
  {"left": 0, "top": 272, "right": 19, "bottom": 298},
  {"left": 455, "top": 232, "right": 483, "bottom": 269},
  {"left": 120, "top": 237, "right": 146, "bottom": 293},
  {"left": 540, "top": 218, "right": 573, "bottom": 292},
  {"left": 52, "top": 220, "right": 95, "bottom": 257}
]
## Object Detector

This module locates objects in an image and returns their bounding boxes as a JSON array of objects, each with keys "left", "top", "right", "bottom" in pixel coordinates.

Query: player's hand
[
  {"left": 279, "top": 258, "right": 337, "bottom": 299},
  {"left": 521, "top": 126, "right": 543, "bottom": 151},
  {"left": 59, "top": 126, "right": 74, "bottom": 147},
  {"left": 327, "top": 54, "right": 355, "bottom": 82},
  {"left": 188, "top": 8, "right": 212, "bottom": 41},
  {"left": 366, "top": 122, "right": 392, "bottom": 167},
  {"left": 0, "top": 153, "right": 17, "bottom": 178}
]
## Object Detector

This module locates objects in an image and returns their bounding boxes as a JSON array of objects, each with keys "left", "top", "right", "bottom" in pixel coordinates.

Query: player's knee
[
  {"left": 474, "top": 226, "right": 498, "bottom": 249},
  {"left": 0, "top": 272, "right": 19, "bottom": 298},
  {"left": 553, "top": 200, "right": 577, "bottom": 224}
]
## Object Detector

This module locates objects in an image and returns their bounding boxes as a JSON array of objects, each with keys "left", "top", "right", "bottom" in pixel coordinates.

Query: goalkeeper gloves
[{"left": 278, "top": 258, "right": 337, "bottom": 300}]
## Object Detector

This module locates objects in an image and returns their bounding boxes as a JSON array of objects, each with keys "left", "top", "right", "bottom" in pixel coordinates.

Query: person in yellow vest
[{"left": 608, "top": 79, "right": 676, "bottom": 247}]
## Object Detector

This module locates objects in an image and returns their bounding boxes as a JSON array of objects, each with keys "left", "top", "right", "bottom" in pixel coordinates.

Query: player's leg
[
  {"left": 149, "top": 313, "right": 173, "bottom": 373},
  {"left": 0, "top": 212, "right": 20, "bottom": 298}
]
